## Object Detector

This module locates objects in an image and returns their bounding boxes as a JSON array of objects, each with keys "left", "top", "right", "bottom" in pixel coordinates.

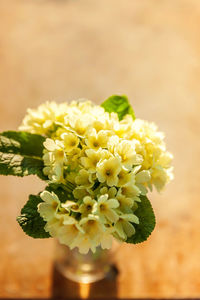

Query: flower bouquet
[{"left": 0, "top": 95, "right": 173, "bottom": 260}]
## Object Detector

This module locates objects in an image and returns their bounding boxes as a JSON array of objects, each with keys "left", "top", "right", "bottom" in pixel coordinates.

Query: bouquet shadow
[{"left": 51, "top": 262, "right": 119, "bottom": 299}]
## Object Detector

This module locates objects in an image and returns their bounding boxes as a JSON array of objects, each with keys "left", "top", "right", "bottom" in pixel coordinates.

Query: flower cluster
[{"left": 19, "top": 100, "right": 173, "bottom": 253}]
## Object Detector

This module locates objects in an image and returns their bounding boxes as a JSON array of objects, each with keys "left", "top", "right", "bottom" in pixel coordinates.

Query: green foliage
[
  {"left": 0, "top": 131, "right": 47, "bottom": 180},
  {"left": 0, "top": 131, "right": 45, "bottom": 157},
  {"left": 17, "top": 194, "right": 50, "bottom": 238},
  {"left": 101, "top": 95, "right": 135, "bottom": 121},
  {"left": 127, "top": 195, "right": 156, "bottom": 244}
]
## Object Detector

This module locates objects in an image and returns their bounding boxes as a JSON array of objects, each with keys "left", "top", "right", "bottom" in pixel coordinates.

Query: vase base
[{"left": 55, "top": 261, "right": 112, "bottom": 283}]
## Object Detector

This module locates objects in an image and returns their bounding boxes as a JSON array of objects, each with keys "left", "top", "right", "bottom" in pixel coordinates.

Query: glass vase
[{"left": 54, "top": 240, "right": 119, "bottom": 283}]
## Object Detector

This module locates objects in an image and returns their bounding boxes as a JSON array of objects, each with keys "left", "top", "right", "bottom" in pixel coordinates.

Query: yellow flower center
[
  {"left": 88, "top": 220, "right": 95, "bottom": 225},
  {"left": 93, "top": 141, "right": 99, "bottom": 148},
  {"left": 70, "top": 140, "right": 76, "bottom": 147},
  {"left": 118, "top": 173, "right": 124, "bottom": 179},
  {"left": 122, "top": 154, "right": 127, "bottom": 161},
  {"left": 52, "top": 201, "right": 58, "bottom": 209},
  {"left": 105, "top": 169, "right": 112, "bottom": 176},
  {"left": 86, "top": 204, "right": 92, "bottom": 211},
  {"left": 100, "top": 204, "right": 106, "bottom": 211},
  {"left": 57, "top": 149, "right": 64, "bottom": 158},
  {"left": 72, "top": 204, "right": 79, "bottom": 210}
]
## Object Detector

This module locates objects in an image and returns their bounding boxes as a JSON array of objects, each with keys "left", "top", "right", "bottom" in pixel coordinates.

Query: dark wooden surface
[{"left": 1, "top": 0, "right": 200, "bottom": 298}]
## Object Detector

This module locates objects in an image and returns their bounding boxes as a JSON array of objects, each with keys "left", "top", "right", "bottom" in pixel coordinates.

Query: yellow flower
[
  {"left": 114, "top": 214, "right": 139, "bottom": 240},
  {"left": 150, "top": 166, "right": 172, "bottom": 192},
  {"left": 57, "top": 219, "right": 84, "bottom": 246},
  {"left": 100, "top": 226, "right": 115, "bottom": 249},
  {"left": 52, "top": 164, "right": 66, "bottom": 183},
  {"left": 61, "top": 132, "right": 79, "bottom": 153},
  {"left": 43, "top": 138, "right": 66, "bottom": 163},
  {"left": 44, "top": 217, "right": 64, "bottom": 237},
  {"left": 116, "top": 194, "right": 134, "bottom": 213},
  {"left": 75, "top": 169, "right": 94, "bottom": 188},
  {"left": 80, "top": 214, "right": 104, "bottom": 241},
  {"left": 38, "top": 191, "right": 60, "bottom": 221},
  {"left": 61, "top": 201, "right": 80, "bottom": 213},
  {"left": 73, "top": 186, "right": 94, "bottom": 200},
  {"left": 70, "top": 215, "right": 104, "bottom": 253},
  {"left": 92, "top": 119, "right": 106, "bottom": 132},
  {"left": 114, "top": 140, "right": 143, "bottom": 170},
  {"left": 69, "top": 118, "right": 89, "bottom": 136},
  {"left": 117, "top": 167, "right": 132, "bottom": 187},
  {"left": 100, "top": 186, "right": 117, "bottom": 198},
  {"left": 81, "top": 149, "right": 111, "bottom": 173},
  {"left": 19, "top": 101, "right": 68, "bottom": 135},
  {"left": 85, "top": 129, "right": 109, "bottom": 150},
  {"left": 96, "top": 157, "right": 121, "bottom": 186},
  {"left": 79, "top": 196, "right": 96, "bottom": 216},
  {"left": 107, "top": 135, "right": 119, "bottom": 153},
  {"left": 70, "top": 233, "right": 95, "bottom": 254},
  {"left": 119, "top": 182, "right": 141, "bottom": 201},
  {"left": 94, "top": 194, "right": 119, "bottom": 223},
  {"left": 135, "top": 169, "right": 151, "bottom": 195}
]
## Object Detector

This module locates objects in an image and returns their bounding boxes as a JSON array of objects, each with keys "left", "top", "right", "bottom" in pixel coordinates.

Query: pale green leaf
[{"left": 101, "top": 95, "right": 135, "bottom": 120}]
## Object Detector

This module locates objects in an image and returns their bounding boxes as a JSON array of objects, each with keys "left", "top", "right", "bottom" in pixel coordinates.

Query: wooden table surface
[{"left": 0, "top": 0, "right": 200, "bottom": 298}]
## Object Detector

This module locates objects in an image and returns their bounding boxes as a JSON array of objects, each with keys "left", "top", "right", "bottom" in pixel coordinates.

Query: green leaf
[
  {"left": 0, "top": 153, "right": 46, "bottom": 179},
  {"left": 0, "top": 131, "right": 47, "bottom": 180},
  {"left": 46, "top": 182, "right": 75, "bottom": 203},
  {"left": 17, "top": 194, "right": 50, "bottom": 238},
  {"left": 0, "top": 131, "right": 45, "bottom": 157},
  {"left": 126, "top": 195, "right": 156, "bottom": 244},
  {"left": 101, "top": 95, "right": 135, "bottom": 121}
]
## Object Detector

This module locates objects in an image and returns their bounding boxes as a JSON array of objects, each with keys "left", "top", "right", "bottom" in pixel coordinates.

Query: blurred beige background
[{"left": 0, "top": 0, "right": 200, "bottom": 298}]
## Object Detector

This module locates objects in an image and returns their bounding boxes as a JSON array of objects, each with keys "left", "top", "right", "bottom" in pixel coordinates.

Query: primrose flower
[
  {"left": 116, "top": 194, "right": 134, "bottom": 213},
  {"left": 58, "top": 219, "right": 84, "bottom": 246},
  {"left": 70, "top": 215, "right": 104, "bottom": 253},
  {"left": 75, "top": 169, "right": 94, "bottom": 188},
  {"left": 81, "top": 149, "right": 109, "bottom": 173},
  {"left": 79, "top": 196, "right": 96, "bottom": 216},
  {"left": 119, "top": 182, "right": 141, "bottom": 201},
  {"left": 114, "top": 140, "right": 143, "bottom": 170},
  {"left": 38, "top": 191, "right": 60, "bottom": 221},
  {"left": 85, "top": 129, "right": 109, "bottom": 150},
  {"left": 43, "top": 138, "right": 66, "bottom": 163},
  {"left": 100, "top": 226, "right": 115, "bottom": 249},
  {"left": 19, "top": 101, "right": 68, "bottom": 135},
  {"left": 117, "top": 167, "right": 132, "bottom": 187},
  {"left": 96, "top": 157, "right": 121, "bottom": 186},
  {"left": 100, "top": 186, "right": 117, "bottom": 198},
  {"left": 114, "top": 214, "right": 139, "bottom": 240},
  {"left": 17, "top": 98, "right": 173, "bottom": 253},
  {"left": 94, "top": 194, "right": 119, "bottom": 223},
  {"left": 61, "top": 132, "right": 79, "bottom": 153}
]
